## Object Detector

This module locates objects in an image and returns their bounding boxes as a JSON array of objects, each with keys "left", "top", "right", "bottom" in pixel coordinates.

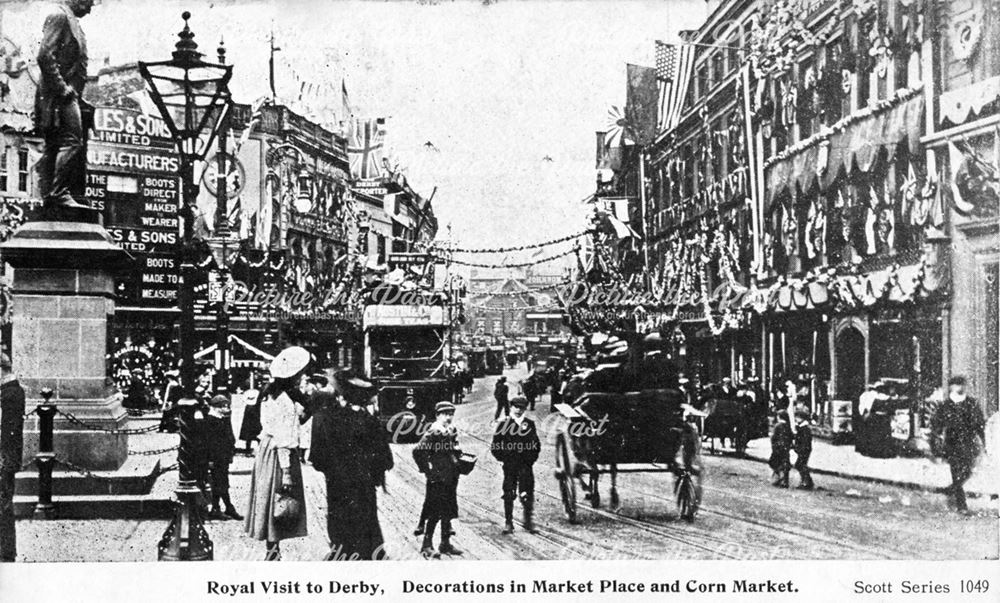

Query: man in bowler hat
[
  {"left": 311, "top": 370, "right": 393, "bottom": 560},
  {"left": 931, "top": 376, "right": 986, "bottom": 513}
]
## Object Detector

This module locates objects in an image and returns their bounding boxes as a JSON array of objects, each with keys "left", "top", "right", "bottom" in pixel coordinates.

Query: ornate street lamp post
[
  {"left": 205, "top": 42, "right": 239, "bottom": 398},
  {"left": 139, "top": 12, "right": 233, "bottom": 562}
]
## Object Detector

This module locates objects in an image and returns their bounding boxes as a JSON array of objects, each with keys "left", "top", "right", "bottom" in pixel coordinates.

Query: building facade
[{"left": 619, "top": 0, "right": 997, "bottom": 432}]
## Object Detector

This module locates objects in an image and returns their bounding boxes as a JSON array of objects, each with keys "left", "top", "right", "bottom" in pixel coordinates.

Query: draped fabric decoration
[
  {"left": 782, "top": 202, "right": 798, "bottom": 260},
  {"left": 865, "top": 185, "right": 880, "bottom": 255},
  {"left": 762, "top": 87, "right": 925, "bottom": 208},
  {"left": 804, "top": 197, "right": 826, "bottom": 260}
]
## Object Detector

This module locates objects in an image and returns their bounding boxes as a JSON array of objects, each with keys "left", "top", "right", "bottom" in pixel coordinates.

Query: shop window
[
  {"left": 727, "top": 37, "right": 740, "bottom": 75},
  {"left": 682, "top": 145, "right": 694, "bottom": 198},
  {"left": 376, "top": 233, "right": 386, "bottom": 264},
  {"left": 17, "top": 147, "right": 28, "bottom": 192},
  {"left": 798, "top": 57, "right": 817, "bottom": 141},
  {"left": 711, "top": 118, "right": 725, "bottom": 182},
  {"left": 696, "top": 63, "right": 709, "bottom": 100},
  {"left": 712, "top": 52, "right": 725, "bottom": 87}
]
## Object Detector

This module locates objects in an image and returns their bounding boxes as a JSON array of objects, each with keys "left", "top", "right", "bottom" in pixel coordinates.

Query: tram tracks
[
  {"left": 456, "top": 424, "right": 896, "bottom": 560},
  {"left": 454, "top": 430, "right": 748, "bottom": 560},
  {"left": 387, "top": 447, "right": 639, "bottom": 560}
]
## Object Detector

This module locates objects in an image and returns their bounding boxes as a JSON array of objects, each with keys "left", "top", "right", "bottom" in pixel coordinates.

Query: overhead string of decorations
[
  {"left": 442, "top": 246, "right": 579, "bottom": 269},
  {"left": 425, "top": 229, "right": 594, "bottom": 255}
]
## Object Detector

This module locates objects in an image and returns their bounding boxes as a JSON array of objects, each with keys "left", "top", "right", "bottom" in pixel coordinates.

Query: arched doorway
[{"left": 835, "top": 323, "right": 867, "bottom": 419}]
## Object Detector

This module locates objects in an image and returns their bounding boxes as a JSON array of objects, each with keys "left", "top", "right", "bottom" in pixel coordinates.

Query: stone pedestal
[{"left": 1, "top": 221, "right": 132, "bottom": 471}]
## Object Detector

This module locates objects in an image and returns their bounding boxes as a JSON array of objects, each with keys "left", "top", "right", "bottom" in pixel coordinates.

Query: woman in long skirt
[{"left": 244, "top": 347, "right": 310, "bottom": 560}]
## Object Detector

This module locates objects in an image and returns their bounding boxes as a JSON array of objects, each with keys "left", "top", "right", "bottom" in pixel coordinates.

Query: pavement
[{"left": 739, "top": 431, "right": 999, "bottom": 498}]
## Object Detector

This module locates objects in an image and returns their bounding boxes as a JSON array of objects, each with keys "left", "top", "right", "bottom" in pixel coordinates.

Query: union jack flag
[{"left": 347, "top": 118, "right": 386, "bottom": 180}]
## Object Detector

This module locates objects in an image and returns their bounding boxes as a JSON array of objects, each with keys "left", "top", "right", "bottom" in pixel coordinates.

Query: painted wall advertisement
[{"left": 87, "top": 106, "right": 181, "bottom": 305}]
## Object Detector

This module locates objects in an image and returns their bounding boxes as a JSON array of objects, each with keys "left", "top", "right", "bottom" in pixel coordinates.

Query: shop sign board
[{"left": 87, "top": 105, "right": 182, "bottom": 306}]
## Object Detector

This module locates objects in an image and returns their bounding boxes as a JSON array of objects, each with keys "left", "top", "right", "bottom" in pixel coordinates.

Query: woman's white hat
[{"left": 270, "top": 346, "right": 311, "bottom": 379}]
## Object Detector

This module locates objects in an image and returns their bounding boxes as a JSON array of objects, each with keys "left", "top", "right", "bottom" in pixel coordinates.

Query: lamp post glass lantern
[{"left": 139, "top": 11, "right": 232, "bottom": 562}]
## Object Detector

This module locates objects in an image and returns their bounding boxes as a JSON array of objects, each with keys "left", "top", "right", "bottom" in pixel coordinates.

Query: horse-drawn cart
[{"left": 552, "top": 388, "right": 703, "bottom": 523}]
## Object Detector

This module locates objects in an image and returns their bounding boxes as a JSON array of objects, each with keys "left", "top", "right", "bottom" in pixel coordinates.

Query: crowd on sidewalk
[{"left": 180, "top": 346, "right": 544, "bottom": 562}]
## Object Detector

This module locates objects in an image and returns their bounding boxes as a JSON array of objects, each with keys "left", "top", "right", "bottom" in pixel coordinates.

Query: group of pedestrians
[
  {"left": 243, "top": 347, "right": 392, "bottom": 561},
  {"left": 768, "top": 409, "right": 814, "bottom": 490},
  {"left": 411, "top": 390, "right": 542, "bottom": 559}
]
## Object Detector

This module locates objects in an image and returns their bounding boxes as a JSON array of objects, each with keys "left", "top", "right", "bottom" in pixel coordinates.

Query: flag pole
[
  {"left": 638, "top": 150, "right": 651, "bottom": 289},
  {"left": 269, "top": 29, "right": 280, "bottom": 102}
]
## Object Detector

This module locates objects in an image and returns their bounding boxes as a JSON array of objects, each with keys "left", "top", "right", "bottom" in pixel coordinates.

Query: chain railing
[
  {"left": 55, "top": 409, "right": 161, "bottom": 435},
  {"left": 54, "top": 455, "right": 178, "bottom": 483},
  {"left": 23, "top": 392, "right": 180, "bottom": 517},
  {"left": 129, "top": 445, "right": 180, "bottom": 457}
]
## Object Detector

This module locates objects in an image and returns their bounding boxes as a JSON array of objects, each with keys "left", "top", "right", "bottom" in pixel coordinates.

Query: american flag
[
  {"left": 655, "top": 40, "right": 695, "bottom": 132},
  {"left": 347, "top": 118, "right": 386, "bottom": 180}
]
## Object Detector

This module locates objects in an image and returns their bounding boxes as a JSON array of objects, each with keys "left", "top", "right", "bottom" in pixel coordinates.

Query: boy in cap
[
  {"left": 793, "top": 409, "right": 814, "bottom": 490},
  {"left": 491, "top": 396, "right": 540, "bottom": 534},
  {"left": 204, "top": 394, "right": 242, "bottom": 520},
  {"left": 413, "top": 401, "right": 463, "bottom": 558}
]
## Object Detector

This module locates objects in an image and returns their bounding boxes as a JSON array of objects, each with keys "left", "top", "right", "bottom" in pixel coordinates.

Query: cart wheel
[
  {"left": 676, "top": 472, "right": 697, "bottom": 522},
  {"left": 555, "top": 434, "right": 577, "bottom": 523}
]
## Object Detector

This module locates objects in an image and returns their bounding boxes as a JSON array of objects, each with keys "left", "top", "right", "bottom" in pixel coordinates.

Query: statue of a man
[{"left": 34, "top": 0, "right": 95, "bottom": 215}]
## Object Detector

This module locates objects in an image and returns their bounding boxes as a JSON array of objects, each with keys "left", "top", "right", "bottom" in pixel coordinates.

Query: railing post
[{"left": 33, "top": 388, "right": 57, "bottom": 520}]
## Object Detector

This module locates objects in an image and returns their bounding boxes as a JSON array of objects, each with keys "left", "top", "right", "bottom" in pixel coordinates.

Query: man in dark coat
[
  {"left": 491, "top": 397, "right": 540, "bottom": 534},
  {"left": 793, "top": 409, "right": 814, "bottom": 490},
  {"left": 549, "top": 372, "right": 562, "bottom": 412},
  {"left": 769, "top": 411, "right": 792, "bottom": 488},
  {"left": 716, "top": 377, "right": 737, "bottom": 399},
  {"left": 35, "top": 0, "right": 95, "bottom": 213},
  {"left": 311, "top": 372, "right": 393, "bottom": 561},
  {"left": 413, "top": 401, "right": 463, "bottom": 558},
  {"left": 122, "top": 369, "right": 151, "bottom": 413},
  {"left": 931, "top": 376, "right": 986, "bottom": 513},
  {"left": 493, "top": 376, "right": 509, "bottom": 420},
  {"left": 1, "top": 356, "right": 25, "bottom": 562},
  {"left": 204, "top": 395, "right": 242, "bottom": 520},
  {"left": 522, "top": 375, "right": 537, "bottom": 411}
]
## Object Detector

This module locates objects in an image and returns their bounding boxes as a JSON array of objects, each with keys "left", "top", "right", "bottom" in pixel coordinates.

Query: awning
[
  {"left": 822, "top": 92, "right": 924, "bottom": 189},
  {"left": 939, "top": 76, "right": 1000, "bottom": 127},
  {"left": 764, "top": 91, "right": 925, "bottom": 208},
  {"left": 743, "top": 256, "right": 945, "bottom": 315},
  {"left": 604, "top": 214, "right": 640, "bottom": 239},
  {"left": 195, "top": 334, "right": 275, "bottom": 367},
  {"left": 391, "top": 213, "right": 414, "bottom": 229}
]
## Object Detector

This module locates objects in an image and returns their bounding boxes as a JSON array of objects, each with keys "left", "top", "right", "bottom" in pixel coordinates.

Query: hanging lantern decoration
[{"left": 294, "top": 172, "right": 313, "bottom": 213}]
